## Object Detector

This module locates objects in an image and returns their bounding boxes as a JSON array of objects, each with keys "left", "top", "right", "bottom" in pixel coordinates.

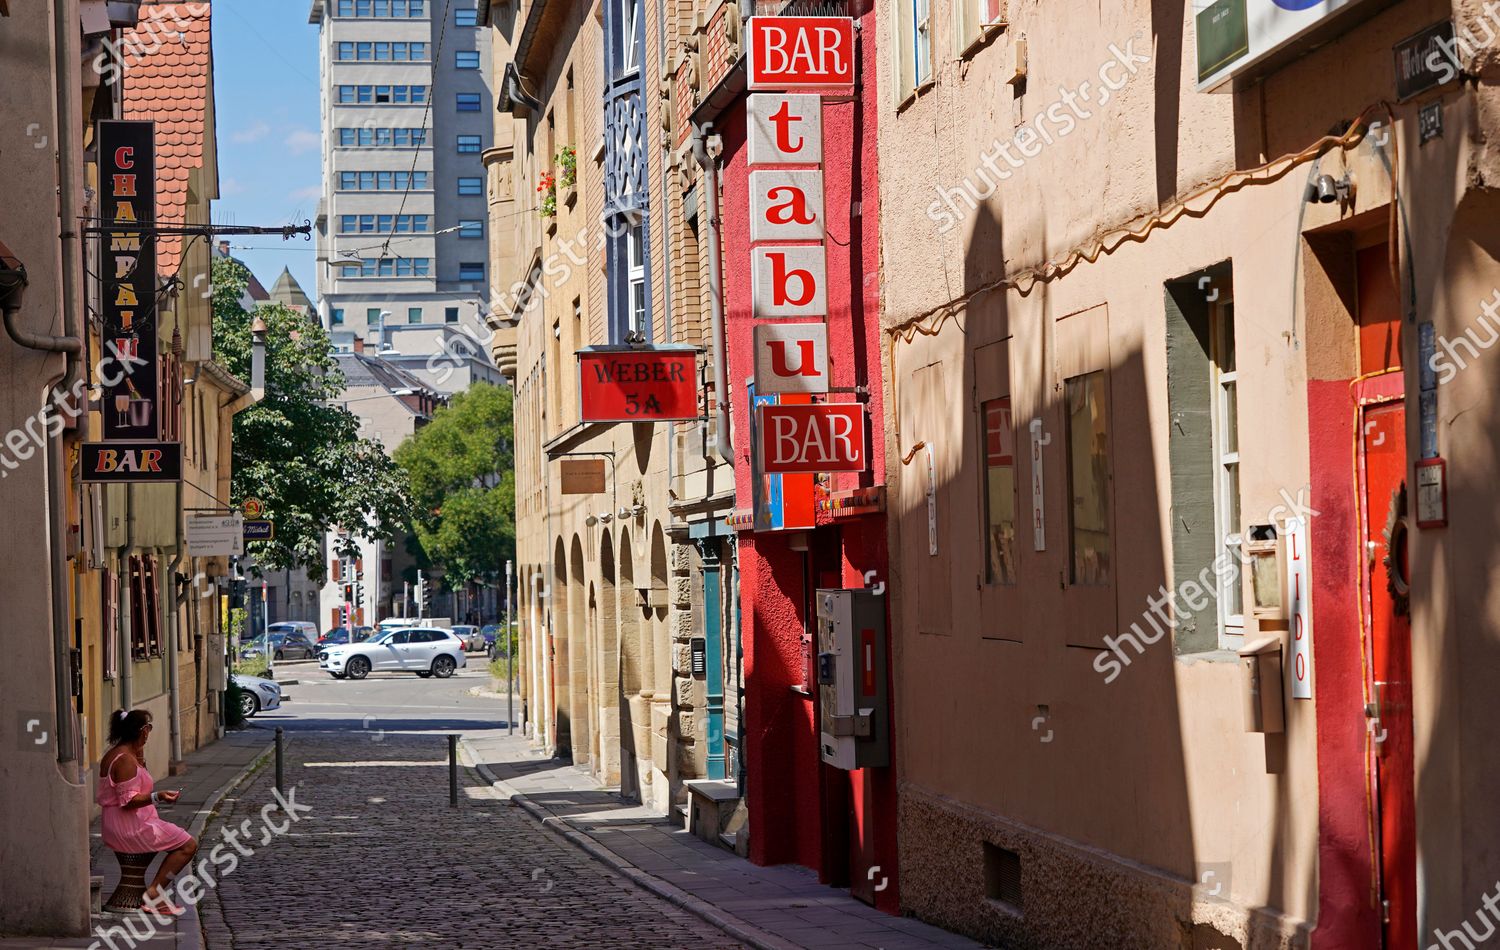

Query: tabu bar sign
[
  {"left": 98, "top": 120, "right": 160, "bottom": 441},
  {"left": 577, "top": 347, "right": 700, "bottom": 422}
]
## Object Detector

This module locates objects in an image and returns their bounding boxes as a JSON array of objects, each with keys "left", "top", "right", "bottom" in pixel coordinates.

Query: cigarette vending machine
[{"left": 815, "top": 588, "right": 889, "bottom": 769}]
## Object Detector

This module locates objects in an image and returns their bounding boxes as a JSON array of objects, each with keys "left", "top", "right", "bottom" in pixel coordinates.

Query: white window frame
[
  {"left": 1210, "top": 301, "right": 1244, "bottom": 648},
  {"left": 627, "top": 222, "right": 646, "bottom": 336},
  {"left": 912, "top": 0, "right": 932, "bottom": 86}
]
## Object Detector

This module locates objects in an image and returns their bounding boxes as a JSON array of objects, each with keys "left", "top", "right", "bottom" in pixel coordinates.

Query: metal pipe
[
  {"left": 691, "top": 123, "right": 733, "bottom": 465},
  {"left": 2, "top": 304, "right": 83, "bottom": 354},
  {"left": 448, "top": 734, "right": 459, "bottom": 807},
  {"left": 167, "top": 497, "right": 187, "bottom": 765}
]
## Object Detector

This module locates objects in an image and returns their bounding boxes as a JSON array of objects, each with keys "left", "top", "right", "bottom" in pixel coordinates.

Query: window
[
  {"left": 459, "top": 219, "right": 483, "bottom": 238},
  {"left": 455, "top": 50, "right": 480, "bottom": 69},
  {"left": 456, "top": 134, "right": 482, "bottom": 153},
  {"left": 955, "top": 0, "right": 1003, "bottom": 51},
  {"left": 626, "top": 222, "right": 646, "bottom": 335},
  {"left": 408, "top": 307, "right": 423, "bottom": 324},
  {"left": 895, "top": 0, "right": 935, "bottom": 98},
  {"left": 913, "top": 0, "right": 932, "bottom": 86},
  {"left": 615, "top": 0, "right": 641, "bottom": 75},
  {"left": 338, "top": 214, "right": 429, "bottom": 233},
  {"left": 457, "top": 176, "right": 483, "bottom": 195},
  {"left": 331, "top": 308, "right": 344, "bottom": 326},
  {"left": 445, "top": 307, "right": 460, "bottom": 323},
  {"left": 1212, "top": 302, "right": 1242, "bottom": 636},
  {"left": 336, "top": 41, "right": 426, "bottom": 61},
  {"left": 982, "top": 397, "right": 1017, "bottom": 585},
  {"left": 456, "top": 93, "right": 481, "bottom": 112},
  {"left": 338, "top": 127, "right": 428, "bottom": 147},
  {"left": 455, "top": 7, "right": 477, "bottom": 25},
  {"left": 128, "top": 555, "right": 161, "bottom": 659},
  {"left": 1065, "top": 371, "right": 1110, "bottom": 585},
  {"left": 338, "top": 170, "right": 429, "bottom": 190},
  {"left": 368, "top": 308, "right": 383, "bottom": 326},
  {"left": 336, "top": 84, "right": 427, "bottom": 105},
  {"left": 459, "top": 261, "right": 485, "bottom": 281},
  {"left": 336, "top": 0, "right": 426, "bottom": 15}
]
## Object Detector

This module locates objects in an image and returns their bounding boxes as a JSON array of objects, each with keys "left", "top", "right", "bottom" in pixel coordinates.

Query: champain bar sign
[{"left": 1195, "top": 0, "right": 1386, "bottom": 90}]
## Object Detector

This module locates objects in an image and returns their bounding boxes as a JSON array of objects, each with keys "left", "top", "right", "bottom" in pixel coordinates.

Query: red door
[{"left": 1359, "top": 396, "right": 1415, "bottom": 948}]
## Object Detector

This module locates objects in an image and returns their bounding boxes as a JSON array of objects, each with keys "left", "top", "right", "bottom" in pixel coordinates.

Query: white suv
[{"left": 318, "top": 627, "right": 467, "bottom": 680}]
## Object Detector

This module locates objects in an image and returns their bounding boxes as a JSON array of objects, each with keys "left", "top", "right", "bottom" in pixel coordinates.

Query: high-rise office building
[{"left": 309, "top": 0, "right": 494, "bottom": 347}]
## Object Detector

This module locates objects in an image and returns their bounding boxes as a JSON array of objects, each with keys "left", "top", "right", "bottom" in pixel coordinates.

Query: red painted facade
[{"left": 719, "top": 3, "right": 900, "bottom": 912}]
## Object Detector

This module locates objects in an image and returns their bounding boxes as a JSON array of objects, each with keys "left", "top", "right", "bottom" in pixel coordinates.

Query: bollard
[
  {"left": 448, "top": 734, "right": 458, "bottom": 807},
  {"left": 274, "top": 727, "right": 284, "bottom": 795}
]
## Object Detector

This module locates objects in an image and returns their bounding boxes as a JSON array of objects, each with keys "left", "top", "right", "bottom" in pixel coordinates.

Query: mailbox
[
  {"left": 1239, "top": 636, "right": 1285, "bottom": 734},
  {"left": 815, "top": 588, "right": 889, "bottom": 769}
]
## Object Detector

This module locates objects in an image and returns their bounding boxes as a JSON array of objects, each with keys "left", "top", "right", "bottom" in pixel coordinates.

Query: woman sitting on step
[{"left": 97, "top": 709, "right": 199, "bottom": 916}]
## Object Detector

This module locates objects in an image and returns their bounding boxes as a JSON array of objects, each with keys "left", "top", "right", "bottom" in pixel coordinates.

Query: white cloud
[
  {"left": 230, "top": 121, "right": 270, "bottom": 144},
  {"left": 283, "top": 129, "right": 322, "bottom": 154}
]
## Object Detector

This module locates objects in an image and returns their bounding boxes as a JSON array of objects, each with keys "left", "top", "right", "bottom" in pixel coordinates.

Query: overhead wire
[{"left": 888, "top": 102, "right": 1397, "bottom": 465}]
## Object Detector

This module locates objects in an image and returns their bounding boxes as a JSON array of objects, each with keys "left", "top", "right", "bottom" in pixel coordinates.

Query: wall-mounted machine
[{"left": 816, "top": 588, "right": 889, "bottom": 770}]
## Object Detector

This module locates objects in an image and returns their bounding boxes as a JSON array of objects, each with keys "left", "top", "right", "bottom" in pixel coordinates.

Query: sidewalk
[
  {"left": 462, "top": 729, "right": 989, "bottom": 950},
  {"left": 1, "top": 728, "right": 274, "bottom": 950}
]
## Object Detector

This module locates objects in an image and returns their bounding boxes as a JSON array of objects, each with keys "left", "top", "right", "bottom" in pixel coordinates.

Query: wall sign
[
  {"left": 1415, "top": 457, "right": 1447, "bottom": 528},
  {"left": 748, "top": 169, "right": 826, "bottom": 243},
  {"left": 1394, "top": 20, "right": 1456, "bottom": 101},
  {"left": 749, "top": 388, "right": 816, "bottom": 532},
  {"left": 753, "top": 323, "right": 829, "bottom": 394},
  {"left": 577, "top": 347, "right": 699, "bottom": 422},
  {"left": 1194, "top": 0, "right": 1384, "bottom": 90},
  {"left": 560, "top": 458, "right": 607, "bottom": 494},
  {"left": 751, "top": 246, "right": 827, "bottom": 318},
  {"left": 748, "top": 93, "right": 823, "bottom": 165},
  {"left": 758, "top": 403, "right": 867, "bottom": 474},
  {"left": 98, "top": 120, "right": 160, "bottom": 441},
  {"left": 186, "top": 515, "right": 245, "bottom": 557},
  {"left": 243, "top": 520, "right": 275, "bottom": 541},
  {"left": 746, "top": 17, "right": 855, "bottom": 94},
  {"left": 81, "top": 441, "right": 182, "bottom": 483},
  {"left": 1286, "top": 515, "right": 1314, "bottom": 700}
]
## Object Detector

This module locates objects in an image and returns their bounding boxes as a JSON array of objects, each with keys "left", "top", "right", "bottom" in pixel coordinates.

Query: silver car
[
  {"left": 232, "top": 674, "right": 282, "bottom": 718},
  {"left": 451, "top": 625, "right": 484, "bottom": 651}
]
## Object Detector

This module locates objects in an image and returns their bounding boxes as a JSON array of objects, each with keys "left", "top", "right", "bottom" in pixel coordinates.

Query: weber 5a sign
[{"left": 577, "top": 347, "right": 700, "bottom": 422}]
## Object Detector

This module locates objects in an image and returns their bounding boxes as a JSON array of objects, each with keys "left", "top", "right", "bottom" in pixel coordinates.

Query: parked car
[
  {"left": 231, "top": 674, "right": 282, "bottom": 718},
  {"left": 481, "top": 624, "right": 502, "bottom": 658},
  {"left": 451, "top": 625, "right": 484, "bottom": 651},
  {"left": 319, "top": 628, "right": 467, "bottom": 680},
  {"left": 354, "top": 625, "right": 374, "bottom": 642},
  {"left": 240, "top": 625, "right": 318, "bottom": 661},
  {"left": 318, "top": 627, "right": 352, "bottom": 647}
]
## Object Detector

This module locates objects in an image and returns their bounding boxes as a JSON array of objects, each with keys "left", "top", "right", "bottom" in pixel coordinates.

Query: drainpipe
[
  {"left": 167, "top": 505, "right": 186, "bottom": 767},
  {"left": 691, "top": 123, "right": 733, "bottom": 465}
]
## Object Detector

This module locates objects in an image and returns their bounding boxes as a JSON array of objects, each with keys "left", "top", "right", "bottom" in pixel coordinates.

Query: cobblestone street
[{"left": 197, "top": 732, "right": 743, "bottom": 949}]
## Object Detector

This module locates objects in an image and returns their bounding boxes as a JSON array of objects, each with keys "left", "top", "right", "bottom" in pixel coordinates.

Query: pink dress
[{"left": 96, "top": 755, "right": 193, "bottom": 854}]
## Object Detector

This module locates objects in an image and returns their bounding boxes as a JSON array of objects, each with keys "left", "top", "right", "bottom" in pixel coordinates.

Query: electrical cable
[{"left": 888, "top": 102, "right": 1396, "bottom": 463}]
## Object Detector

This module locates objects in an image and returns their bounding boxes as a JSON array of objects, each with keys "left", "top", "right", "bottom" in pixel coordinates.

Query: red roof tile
[{"left": 121, "top": 4, "right": 214, "bottom": 276}]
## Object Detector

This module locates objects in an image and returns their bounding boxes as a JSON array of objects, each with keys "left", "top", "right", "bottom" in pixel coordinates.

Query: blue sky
[{"left": 211, "top": 0, "right": 323, "bottom": 303}]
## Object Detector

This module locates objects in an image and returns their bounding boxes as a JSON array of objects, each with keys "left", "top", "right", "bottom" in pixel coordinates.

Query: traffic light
[
  {"left": 342, "top": 582, "right": 354, "bottom": 603},
  {"left": 355, "top": 583, "right": 364, "bottom": 609}
]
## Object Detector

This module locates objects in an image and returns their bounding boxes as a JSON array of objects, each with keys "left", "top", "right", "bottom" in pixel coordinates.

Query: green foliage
[
  {"left": 212, "top": 257, "right": 412, "bottom": 581},
  {"left": 394, "top": 383, "right": 515, "bottom": 586}
]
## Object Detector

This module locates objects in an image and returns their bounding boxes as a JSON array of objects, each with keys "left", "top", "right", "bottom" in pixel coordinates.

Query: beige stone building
[
  {"left": 482, "top": 0, "right": 740, "bottom": 820},
  {"left": 878, "top": 0, "right": 1500, "bottom": 946}
]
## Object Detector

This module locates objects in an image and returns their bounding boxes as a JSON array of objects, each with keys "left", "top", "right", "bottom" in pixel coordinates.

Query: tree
[
  {"left": 394, "top": 383, "right": 515, "bottom": 588},
  {"left": 212, "top": 256, "right": 411, "bottom": 580}
]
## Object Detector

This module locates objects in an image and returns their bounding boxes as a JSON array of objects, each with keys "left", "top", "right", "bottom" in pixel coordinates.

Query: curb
[{"left": 459, "top": 737, "right": 798, "bottom": 950}]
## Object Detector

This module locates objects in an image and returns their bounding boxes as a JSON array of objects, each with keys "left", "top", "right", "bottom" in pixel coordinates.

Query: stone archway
[{"left": 568, "top": 535, "right": 590, "bottom": 766}]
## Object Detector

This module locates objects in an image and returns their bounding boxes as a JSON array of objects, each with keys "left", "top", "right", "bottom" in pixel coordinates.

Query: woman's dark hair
[{"left": 108, "top": 709, "right": 152, "bottom": 746}]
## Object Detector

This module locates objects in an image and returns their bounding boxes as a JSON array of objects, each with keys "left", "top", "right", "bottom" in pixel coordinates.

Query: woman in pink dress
[{"left": 97, "top": 710, "right": 199, "bottom": 915}]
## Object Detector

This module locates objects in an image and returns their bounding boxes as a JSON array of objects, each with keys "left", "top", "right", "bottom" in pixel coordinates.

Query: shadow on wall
[{"left": 894, "top": 197, "right": 1313, "bottom": 946}]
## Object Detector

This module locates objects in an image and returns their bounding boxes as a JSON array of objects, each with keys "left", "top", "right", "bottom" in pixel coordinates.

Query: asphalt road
[{"left": 252, "top": 653, "right": 520, "bottom": 736}]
